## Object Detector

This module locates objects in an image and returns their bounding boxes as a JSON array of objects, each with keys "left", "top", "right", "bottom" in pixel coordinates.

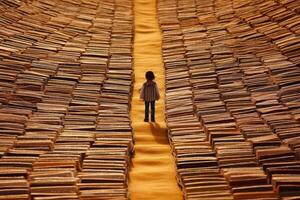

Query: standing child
[{"left": 140, "top": 71, "right": 160, "bottom": 122}]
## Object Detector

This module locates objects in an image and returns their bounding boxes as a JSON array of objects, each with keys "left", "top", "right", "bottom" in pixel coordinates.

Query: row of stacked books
[
  {"left": 231, "top": 0, "right": 300, "bottom": 65},
  {"left": 83, "top": 0, "right": 134, "bottom": 199},
  {"left": 206, "top": 0, "right": 300, "bottom": 198},
  {"left": 158, "top": 0, "right": 235, "bottom": 199},
  {"left": 159, "top": 0, "right": 300, "bottom": 199},
  {"left": 0, "top": 0, "right": 134, "bottom": 199}
]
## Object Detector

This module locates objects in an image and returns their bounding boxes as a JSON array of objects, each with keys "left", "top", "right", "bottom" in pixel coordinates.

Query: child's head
[{"left": 145, "top": 71, "right": 155, "bottom": 81}]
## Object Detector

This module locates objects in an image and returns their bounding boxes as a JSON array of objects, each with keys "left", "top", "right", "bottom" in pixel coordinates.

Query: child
[{"left": 140, "top": 71, "right": 160, "bottom": 122}]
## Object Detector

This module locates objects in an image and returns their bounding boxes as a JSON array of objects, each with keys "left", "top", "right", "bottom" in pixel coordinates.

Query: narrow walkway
[{"left": 128, "top": 0, "right": 183, "bottom": 199}]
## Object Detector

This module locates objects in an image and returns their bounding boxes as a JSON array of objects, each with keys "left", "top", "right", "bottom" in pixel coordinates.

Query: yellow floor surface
[{"left": 128, "top": 0, "right": 183, "bottom": 199}]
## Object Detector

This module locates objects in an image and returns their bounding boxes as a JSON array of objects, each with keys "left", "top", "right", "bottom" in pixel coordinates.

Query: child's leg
[
  {"left": 150, "top": 101, "right": 155, "bottom": 121},
  {"left": 144, "top": 101, "right": 149, "bottom": 121}
]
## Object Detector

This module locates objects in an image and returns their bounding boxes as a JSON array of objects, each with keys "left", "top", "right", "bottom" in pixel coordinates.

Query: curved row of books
[
  {"left": 158, "top": 0, "right": 300, "bottom": 199},
  {"left": 0, "top": 0, "right": 133, "bottom": 199}
]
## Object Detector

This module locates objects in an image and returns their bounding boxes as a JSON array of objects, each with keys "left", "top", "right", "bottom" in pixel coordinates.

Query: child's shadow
[{"left": 149, "top": 122, "right": 169, "bottom": 145}]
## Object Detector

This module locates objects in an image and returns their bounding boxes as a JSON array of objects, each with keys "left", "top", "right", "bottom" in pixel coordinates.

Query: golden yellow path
[{"left": 128, "top": 0, "right": 183, "bottom": 199}]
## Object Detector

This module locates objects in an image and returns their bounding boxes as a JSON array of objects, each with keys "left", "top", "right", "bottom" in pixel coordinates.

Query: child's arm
[
  {"left": 155, "top": 83, "right": 160, "bottom": 100},
  {"left": 139, "top": 84, "right": 145, "bottom": 100}
]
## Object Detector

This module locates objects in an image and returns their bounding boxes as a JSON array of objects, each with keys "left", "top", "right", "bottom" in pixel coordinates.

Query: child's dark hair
[{"left": 145, "top": 71, "right": 155, "bottom": 80}]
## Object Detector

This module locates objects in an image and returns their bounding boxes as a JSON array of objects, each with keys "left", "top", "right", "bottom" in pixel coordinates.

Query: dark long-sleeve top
[{"left": 140, "top": 80, "right": 160, "bottom": 102}]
